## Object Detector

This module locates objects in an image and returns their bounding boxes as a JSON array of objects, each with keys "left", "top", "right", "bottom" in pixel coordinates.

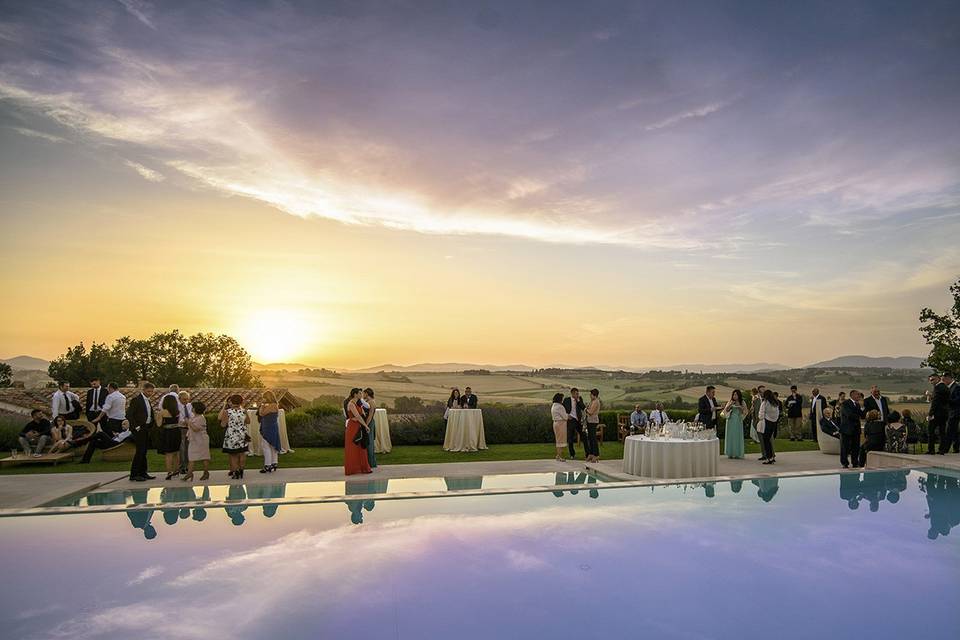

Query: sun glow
[{"left": 237, "top": 310, "right": 312, "bottom": 364}]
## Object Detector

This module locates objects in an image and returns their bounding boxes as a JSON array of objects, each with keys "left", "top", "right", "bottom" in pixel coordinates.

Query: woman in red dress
[{"left": 344, "top": 388, "right": 372, "bottom": 475}]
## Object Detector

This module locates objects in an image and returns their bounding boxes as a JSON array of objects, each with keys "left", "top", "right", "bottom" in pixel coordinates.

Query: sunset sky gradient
[{"left": 1, "top": 0, "right": 958, "bottom": 368}]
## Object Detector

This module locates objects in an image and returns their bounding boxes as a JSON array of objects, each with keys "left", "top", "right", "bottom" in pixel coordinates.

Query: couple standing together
[{"left": 550, "top": 388, "right": 601, "bottom": 462}]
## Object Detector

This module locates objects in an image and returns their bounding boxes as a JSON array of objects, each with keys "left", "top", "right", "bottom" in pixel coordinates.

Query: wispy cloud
[
  {"left": 124, "top": 160, "right": 165, "bottom": 182},
  {"left": 8, "top": 126, "right": 66, "bottom": 143},
  {"left": 128, "top": 565, "right": 164, "bottom": 585},
  {"left": 116, "top": 0, "right": 157, "bottom": 30},
  {"left": 645, "top": 101, "right": 728, "bottom": 131}
]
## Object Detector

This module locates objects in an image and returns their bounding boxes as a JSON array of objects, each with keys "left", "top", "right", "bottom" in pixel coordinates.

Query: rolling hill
[
  {"left": 1, "top": 355, "right": 50, "bottom": 371},
  {"left": 806, "top": 355, "right": 926, "bottom": 369}
]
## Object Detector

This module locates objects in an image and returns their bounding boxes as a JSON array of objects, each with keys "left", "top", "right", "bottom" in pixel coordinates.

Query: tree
[
  {"left": 189, "top": 333, "right": 260, "bottom": 387},
  {"left": 48, "top": 342, "right": 119, "bottom": 386},
  {"left": 0, "top": 362, "right": 12, "bottom": 387},
  {"left": 919, "top": 277, "right": 960, "bottom": 374},
  {"left": 48, "top": 331, "right": 261, "bottom": 388}
]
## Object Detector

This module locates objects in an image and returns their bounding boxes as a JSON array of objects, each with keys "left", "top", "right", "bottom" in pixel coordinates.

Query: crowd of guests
[
  {"left": 16, "top": 378, "right": 285, "bottom": 481},
  {"left": 608, "top": 375, "right": 960, "bottom": 470},
  {"left": 549, "top": 388, "right": 603, "bottom": 462}
]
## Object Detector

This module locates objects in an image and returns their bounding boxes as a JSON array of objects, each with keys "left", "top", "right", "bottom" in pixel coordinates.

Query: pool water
[
  {"left": 46, "top": 470, "right": 615, "bottom": 508},
  {"left": 1, "top": 468, "right": 958, "bottom": 639}
]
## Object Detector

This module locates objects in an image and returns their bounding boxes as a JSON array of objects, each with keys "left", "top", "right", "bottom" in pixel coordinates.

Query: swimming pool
[
  {"left": 1, "top": 468, "right": 957, "bottom": 639},
  {"left": 44, "top": 469, "right": 616, "bottom": 509}
]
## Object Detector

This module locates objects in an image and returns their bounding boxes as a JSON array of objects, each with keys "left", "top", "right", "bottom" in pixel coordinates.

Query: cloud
[
  {"left": 124, "top": 160, "right": 165, "bottom": 182},
  {"left": 128, "top": 565, "right": 164, "bottom": 585},
  {"left": 8, "top": 126, "right": 67, "bottom": 143},
  {"left": 116, "top": 0, "right": 157, "bottom": 30},
  {"left": 645, "top": 101, "right": 729, "bottom": 131}
]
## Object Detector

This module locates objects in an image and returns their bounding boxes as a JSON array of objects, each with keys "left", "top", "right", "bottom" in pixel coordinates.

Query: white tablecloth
[
  {"left": 622, "top": 435, "right": 718, "bottom": 479},
  {"left": 246, "top": 409, "right": 291, "bottom": 456},
  {"left": 374, "top": 408, "right": 392, "bottom": 453},
  {"left": 443, "top": 409, "right": 488, "bottom": 452}
]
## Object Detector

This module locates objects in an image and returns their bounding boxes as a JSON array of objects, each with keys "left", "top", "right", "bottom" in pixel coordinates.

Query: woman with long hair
[
  {"left": 757, "top": 389, "right": 779, "bottom": 465},
  {"left": 344, "top": 388, "right": 372, "bottom": 475},
  {"left": 219, "top": 394, "right": 250, "bottom": 479},
  {"left": 48, "top": 415, "right": 74, "bottom": 453},
  {"left": 550, "top": 393, "right": 569, "bottom": 462},
  {"left": 444, "top": 388, "right": 461, "bottom": 423},
  {"left": 722, "top": 389, "right": 746, "bottom": 459},
  {"left": 158, "top": 393, "right": 182, "bottom": 480},
  {"left": 258, "top": 390, "right": 282, "bottom": 473},
  {"left": 584, "top": 389, "right": 602, "bottom": 463}
]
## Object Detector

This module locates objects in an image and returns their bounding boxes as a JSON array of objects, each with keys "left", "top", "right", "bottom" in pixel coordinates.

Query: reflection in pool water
[
  {"left": 50, "top": 470, "right": 615, "bottom": 510},
  {"left": 1, "top": 469, "right": 957, "bottom": 639}
]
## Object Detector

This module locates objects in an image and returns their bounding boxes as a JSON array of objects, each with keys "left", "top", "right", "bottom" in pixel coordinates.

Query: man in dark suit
[
  {"left": 562, "top": 388, "right": 587, "bottom": 460},
  {"left": 85, "top": 378, "right": 107, "bottom": 422},
  {"left": 126, "top": 381, "right": 156, "bottom": 481},
  {"left": 460, "top": 387, "right": 478, "bottom": 409},
  {"left": 940, "top": 372, "right": 959, "bottom": 454},
  {"left": 697, "top": 386, "right": 719, "bottom": 429},
  {"left": 785, "top": 385, "right": 804, "bottom": 441},
  {"left": 809, "top": 387, "right": 827, "bottom": 440},
  {"left": 839, "top": 390, "right": 865, "bottom": 468},
  {"left": 863, "top": 385, "right": 891, "bottom": 424},
  {"left": 927, "top": 374, "right": 950, "bottom": 455}
]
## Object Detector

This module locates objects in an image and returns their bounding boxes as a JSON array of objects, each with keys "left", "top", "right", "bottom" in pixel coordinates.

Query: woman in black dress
[{"left": 158, "top": 393, "right": 182, "bottom": 480}]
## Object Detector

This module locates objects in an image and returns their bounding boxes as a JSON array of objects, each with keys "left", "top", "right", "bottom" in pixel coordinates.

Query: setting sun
[{"left": 236, "top": 310, "right": 312, "bottom": 364}]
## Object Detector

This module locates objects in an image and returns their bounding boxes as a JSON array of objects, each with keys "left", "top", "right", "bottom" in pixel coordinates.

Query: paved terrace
[{"left": 1, "top": 451, "right": 957, "bottom": 511}]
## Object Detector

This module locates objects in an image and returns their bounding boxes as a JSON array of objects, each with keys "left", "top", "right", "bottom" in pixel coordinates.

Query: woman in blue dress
[
  {"left": 258, "top": 390, "right": 282, "bottom": 473},
  {"left": 722, "top": 389, "right": 746, "bottom": 459}
]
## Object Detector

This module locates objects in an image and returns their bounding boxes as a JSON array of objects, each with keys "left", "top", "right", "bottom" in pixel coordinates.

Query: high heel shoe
[
  {"left": 181, "top": 472, "right": 194, "bottom": 482},
  {"left": 228, "top": 470, "right": 237, "bottom": 479},
  {"left": 260, "top": 466, "right": 269, "bottom": 474},
  {"left": 165, "top": 471, "right": 177, "bottom": 480},
  {"left": 200, "top": 471, "right": 209, "bottom": 480},
  {"left": 269, "top": 463, "right": 278, "bottom": 472},
  {"left": 238, "top": 468, "right": 244, "bottom": 479}
]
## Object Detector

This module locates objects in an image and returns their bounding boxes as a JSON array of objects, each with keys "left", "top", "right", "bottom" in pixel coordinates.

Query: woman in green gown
[{"left": 722, "top": 389, "right": 746, "bottom": 459}]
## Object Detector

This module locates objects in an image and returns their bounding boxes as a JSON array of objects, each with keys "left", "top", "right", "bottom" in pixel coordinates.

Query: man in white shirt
[
  {"left": 51, "top": 382, "right": 79, "bottom": 420},
  {"left": 649, "top": 402, "right": 669, "bottom": 427},
  {"left": 81, "top": 382, "right": 129, "bottom": 463}
]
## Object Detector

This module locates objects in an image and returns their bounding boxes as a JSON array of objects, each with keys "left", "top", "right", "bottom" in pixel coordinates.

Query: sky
[{"left": 0, "top": 0, "right": 958, "bottom": 369}]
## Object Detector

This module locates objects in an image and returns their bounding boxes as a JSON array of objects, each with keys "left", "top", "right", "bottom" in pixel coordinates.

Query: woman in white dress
[{"left": 550, "top": 393, "right": 570, "bottom": 462}]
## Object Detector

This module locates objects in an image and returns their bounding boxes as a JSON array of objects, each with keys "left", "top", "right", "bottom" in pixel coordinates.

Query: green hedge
[{"left": 0, "top": 407, "right": 938, "bottom": 451}]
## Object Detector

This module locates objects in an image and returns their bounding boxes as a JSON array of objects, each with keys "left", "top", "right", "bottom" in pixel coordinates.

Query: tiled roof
[{"left": 0, "top": 387, "right": 302, "bottom": 415}]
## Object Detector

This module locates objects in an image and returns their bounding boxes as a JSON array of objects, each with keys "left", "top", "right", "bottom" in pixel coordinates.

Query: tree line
[{"left": 47, "top": 330, "right": 261, "bottom": 388}]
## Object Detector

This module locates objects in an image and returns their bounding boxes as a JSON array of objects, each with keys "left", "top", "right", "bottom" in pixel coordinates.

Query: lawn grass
[{"left": 0, "top": 437, "right": 820, "bottom": 475}]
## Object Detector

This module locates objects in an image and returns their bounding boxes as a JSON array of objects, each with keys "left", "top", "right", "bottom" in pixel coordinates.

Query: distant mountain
[
  {"left": 252, "top": 362, "right": 314, "bottom": 371},
  {"left": 806, "top": 355, "right": 926, "bottom": 369},
  {"left": 350, "top": 362, "right": 536, "bottom": 373},
  {"left": 648, "top": 363, "right": 791, "bottom": 374},
  {"left": 1, "top": 355, "right": 50, "bottom": 371}
]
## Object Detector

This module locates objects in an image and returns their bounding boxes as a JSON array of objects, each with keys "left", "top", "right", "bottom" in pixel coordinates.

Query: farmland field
[{"left": 258, "top": 366, "right": 931, "bottom": 415}]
